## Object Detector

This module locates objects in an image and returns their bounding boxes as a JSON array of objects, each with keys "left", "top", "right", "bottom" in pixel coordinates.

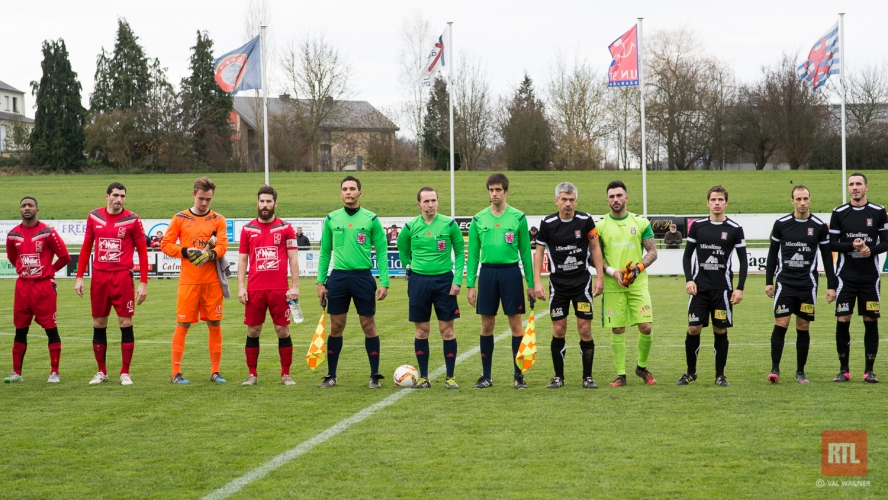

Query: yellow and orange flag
[
  {"left": 515, "top": 301, "right": 537, "bottom": 373},
  {"left": 306, "top": 305, "right": 327, "bottom": 370}
]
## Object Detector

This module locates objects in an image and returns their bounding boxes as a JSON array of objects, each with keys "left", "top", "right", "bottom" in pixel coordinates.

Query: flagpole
[
  {"left": 638, "top": 18, "right": 647, "bottom": 217},
  {"left": 447, "top": 22, "right": 456, "bottom": 218},
  {"left": 261, "top": 25, "right": 270, "bottom": 186},
  {"left": 839, "top": 13, "right": 847, "bottom": 205}
]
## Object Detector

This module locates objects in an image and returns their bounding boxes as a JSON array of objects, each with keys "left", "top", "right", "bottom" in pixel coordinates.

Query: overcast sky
[{"left": 4, "top": 0, "right": 885, "bottom": 123}]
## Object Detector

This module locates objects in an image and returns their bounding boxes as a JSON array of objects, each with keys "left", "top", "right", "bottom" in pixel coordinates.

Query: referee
[
  {"left": 397, "top": 187, "right": 465, "bottom": 389},
  {"left": 532, "top": 182, "right": 604, "bottom": 389},
  {"left": 316, "top": 176, "right": 390, "bottom": 389}
]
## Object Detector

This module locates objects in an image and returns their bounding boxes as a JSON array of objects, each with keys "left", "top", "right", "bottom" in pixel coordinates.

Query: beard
[{"left": 258, "top": 206, "right": 275, "bottom": 220}]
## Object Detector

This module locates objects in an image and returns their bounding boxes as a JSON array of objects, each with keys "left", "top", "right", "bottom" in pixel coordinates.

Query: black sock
[
  {"left": 836, "top": 321, "right": 851, "bottom": 371},
  {"left": 770, "top": 325, "right": 787, "bottom": 370},
  {"left": 365, "top": 336, "right": 381, "bottom": 377},
  {"left": 414, "top": 338, "right": 430, "bottom": 377},
  {"left": 512, "top": 336, "right": 522, "bottom": 376},
  {"left": 685, "top": 333, "right": 700, "bottom": 374},
  {"left": 551, "top": 337, "right": 566, "bottom": 379},
  {"left": 120, "top": 326, "right": 134, "bottom": 344},
  {"left": 443, "top": 338, "right": 457, "bottom": 378},
  {"left": 480, "top": 335, "right": 494, "bottom": 379},
  {"left": 796, "top": 329, "right": 810, "bottom": 373},
  {"left": 45, "top": 328, "right": 61, "bottom": 345},
  {"left": 714, "top": 332, "right": 729, "bottom": 377},
  {"left": 278, "top": 336, "right": 293, "bottom": 348},
  {"left": 14, "top": 328, "right": 29, "bottom": 345},
  {"left": 864, "top": 321, "right": 879, "bottom": 373},
  {"left": 327, "top": 336, "right": 343, "bottom": 377},
  {"left": 246, "top": 336, "right": 260, "bottom": 348},
  {"left": 93, "top": 327, "right": 108, "bottom": 345},
  {"left": 580, "top": 339, "right": 595, "bottom": 378}
]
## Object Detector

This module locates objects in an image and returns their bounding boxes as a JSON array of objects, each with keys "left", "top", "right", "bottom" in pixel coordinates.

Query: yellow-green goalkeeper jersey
[
  {"left": 396, "top": 214, "right": 465, "bottom": 284},
  {"left": 597, "top": 212, "right": 654, "bottom": 293},
  {"left": 467, "top": 205, "right": 534, "bottom": 288},
  {"left": 317, "top": 207, "right": 390, "bottom": 287}
]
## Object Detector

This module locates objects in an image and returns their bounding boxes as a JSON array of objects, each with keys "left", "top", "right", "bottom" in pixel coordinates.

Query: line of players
[{"left": 4, "top": 173, "right": 883, "bottom": 387}]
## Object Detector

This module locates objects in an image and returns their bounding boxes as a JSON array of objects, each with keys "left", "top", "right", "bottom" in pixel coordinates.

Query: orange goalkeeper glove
[{"left": 622, "top": 262, "right": 645, "bottom": 287}]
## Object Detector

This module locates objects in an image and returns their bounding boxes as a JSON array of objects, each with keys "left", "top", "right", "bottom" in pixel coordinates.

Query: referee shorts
[
  {"left": 548, "top": 273, "right": 594, "bottom": 321},
  {"left": 835, "top": 278, "right": 880, "bottom": 318},
  {"left": 408, "top": 271, "right": 460, "bottom": 323},
  {"left": 772, "top": 283, "right": 817, "bottom": 321},
  {"left": 326, "top": 269, "right": 377, "bottom": 317},
  {"left": 476, "top": 263, "right": 526, "bottom": 316},
  {"left": 687, "top": 288, "right": 732, "bottom": 328}
]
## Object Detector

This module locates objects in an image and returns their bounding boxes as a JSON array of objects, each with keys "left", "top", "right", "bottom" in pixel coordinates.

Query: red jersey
[
  {"left": 239, "top": 218, "right": 298, "bottom": 290},
  {"left": 6, "top": 222, "right": 71, "bottom": 279},
  {"left": 77, "top": 207, "right": 149, "bottom": 282}
]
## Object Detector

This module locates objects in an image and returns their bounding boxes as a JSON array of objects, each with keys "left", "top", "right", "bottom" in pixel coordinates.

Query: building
[{"left": 0, "top": 79, "right": 35, "bottom": 157}]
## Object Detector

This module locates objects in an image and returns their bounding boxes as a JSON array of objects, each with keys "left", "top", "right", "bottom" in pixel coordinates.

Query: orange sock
[
  {"left": 171, "top": 325, "right": 188, "bottom": 377},
  {"left": 208, "top": 325, "right": 223, "bottom": 374}
]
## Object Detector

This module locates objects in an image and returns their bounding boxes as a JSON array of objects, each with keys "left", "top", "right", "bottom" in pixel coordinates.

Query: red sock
[
  {"left": 279, "top": 346, "right": 293, "bottom": 376},
  {"left": 93, "top": 343, "right": 107, "bottom": 374},
  {"left": 246, "top": 346, "right": 259, "bottom": 377},
  {"left": 12, "top": 342, "right": 26, "bottom": 374},
  {"left": 48, "top": 342, "right": 61, "bottom": 374},
  {"left": 121, "top": 342, "right": 134, "bottom": 375}
]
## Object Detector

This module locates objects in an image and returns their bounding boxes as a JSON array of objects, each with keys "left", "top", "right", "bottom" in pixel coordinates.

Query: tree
[
  {"left": 29, "top": 39, "right": 86, "bottom": 171},
  {"left": 547, "top": 55, "right": 608, "bottom": 170},
  {"left": 397, "top": 12, "right": 432, "bottom": 165},
  {"left": 107, "top": 18, "right": 151, "bottom": 110},
  {"left": 422, "top": 76, "right": 453, "bottom": 170},
  {"left": 90, "top": 48, "right": 113, "bottom": 112},
  {"left": 727, "top": 84, "right": 776, "bottom": 170},
  {"left": 453, "top": 53, "right": 493, "bottom": 171},
  {"left": 842, "top": 64, "right": 888, "bottom": 135},
  {"left": 606, "top": 87, "right": 639, "bottom": 170},
  {"left": 499, "top": 73, "right": 553, "bottom": 171}
]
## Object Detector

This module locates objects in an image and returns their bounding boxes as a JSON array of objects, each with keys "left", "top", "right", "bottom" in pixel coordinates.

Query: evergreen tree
[
  {"left": 108, "top": 18, "right": 150, "bottom": 110},
  {"left": 500, "top": 73, "right": 552, "bottom": 170},
  {"left": 29, "top": 39, "right": 86, "bottom": 171},
  {"left": 90, "top": 47, "right": 113, "bottom": 112},
  {"left": 180, "top": 30, "right": 233, "bottom": 164},
  {"left": 421, "top": 76, "right": 458, "bottom": 170}
]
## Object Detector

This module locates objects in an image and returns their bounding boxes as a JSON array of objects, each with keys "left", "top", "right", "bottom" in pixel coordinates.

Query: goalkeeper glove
[
  {"left": 621, "top": 262, "right": 645, "bottom": 287},
  {"left": 185, "top": 248, "right": 216, "bottom": 267}
]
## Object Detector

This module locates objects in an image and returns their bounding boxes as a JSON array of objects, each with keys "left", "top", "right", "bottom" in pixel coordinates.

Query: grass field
[
  {"left": 1, "top": 275, "right": 885, "bottom": 498},
  {"left": 1, "top": 170, "right": 883, "bottom": 220}
]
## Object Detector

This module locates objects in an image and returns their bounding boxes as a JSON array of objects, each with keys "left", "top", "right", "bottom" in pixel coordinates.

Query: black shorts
[
  {"left": 476, "top": 263, "right": 526, "bottom": 316},
  {"left": 688, "top": 288, "right": 733, "bottom": 328},
  {"left": 835, "top": 278, "right": 880, "bottom": 318},
  {"left": 408, "top": 272, "right": 460, "bottom": 323},
  {"left": 326, "top": 269, "right": 377, "bottom": 317},
  {"left": 548, "top": 274, "right": 594, "bottom": 321},
  {"left": 773, "top": 283, "right": 817, "bottom": 321}
]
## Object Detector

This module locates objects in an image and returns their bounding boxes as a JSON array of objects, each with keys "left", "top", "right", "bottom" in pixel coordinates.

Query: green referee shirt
[
  {"left": 317, "top": 207, "right": 390, "bottom": 287},
  {"left": 396, "top": 214, "right": 465, "bottom": 285},
  {"left": 466, "top": 205, "right": 534, "bottom": 288},
  {"left": 596, "top": 212, "right": 654, "bottom": 293}
]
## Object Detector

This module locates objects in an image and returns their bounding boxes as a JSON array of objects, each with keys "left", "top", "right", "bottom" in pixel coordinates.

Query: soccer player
[
  {"left": 161, "top": 177, "right": 229, "bottom": 384},
  {"left": 74, "top": 182, "right": 149, "bottom": 386},
  {"left": 764, "top": 185, "right": 836, "bottom": 384},
  {"left": 596, "top": 180, "right": 658, "bottom": 387},
  {"left": 466, "top": 173, "right": 534, "bottom": 389},
  {"left": 316, "top": 176, "right": 390, "bottom": 388},
  {"left": 829, "top": 173, "right": 888, "bottom": 383},
  {"left": 237, "top": 185, "right": 300, "bottom": 386},
  {"left": 4, "top": 197, "right": 71, "bottom": 383},
  {"left": 397, "top": 186, "right": 465, "bottom": 389},
  {"left": 532, "top": 182, "right": 604, "bottom": 389},
  {"left": 681, "top": 185, "right": 747, "bottom": 387}
]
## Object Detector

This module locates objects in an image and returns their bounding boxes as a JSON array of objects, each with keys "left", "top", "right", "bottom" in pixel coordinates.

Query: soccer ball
[{"left": 393, "top": 365, "right": 419, "bottom": 388}]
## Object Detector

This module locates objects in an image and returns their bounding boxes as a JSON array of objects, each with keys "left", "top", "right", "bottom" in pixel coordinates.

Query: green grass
[
  {"left": 1, "top": 170, "right": 881, "bottom": 220},
  {"left": 1, "top": 276, "right": 885, "bottom": 498}
]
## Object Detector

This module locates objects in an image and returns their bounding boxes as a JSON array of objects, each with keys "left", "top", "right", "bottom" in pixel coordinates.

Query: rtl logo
[{"left": 822, "top": 430, "right": 866, "bottom": 476}]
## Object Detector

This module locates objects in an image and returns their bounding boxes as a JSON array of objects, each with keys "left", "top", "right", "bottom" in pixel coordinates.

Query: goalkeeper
[
  {"left": 595, "top": 180, "right": 658, "bottom": 387},
  {"left": 161, "top": 177, "right": 229, "bottom": 385}
]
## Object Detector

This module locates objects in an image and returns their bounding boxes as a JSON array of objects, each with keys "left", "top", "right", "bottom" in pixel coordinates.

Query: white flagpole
[
  {"left": 261, "top": 25, "right": 270, "bottom": 186},
  {"left": 839, "top": 13, "right": 847, "bottom": 205},
  {"left": 638, "top": 18, "right": 647, "bottom": 217},
  {"left": 447, "top": 22, "right": 456, "bottom": 218}
]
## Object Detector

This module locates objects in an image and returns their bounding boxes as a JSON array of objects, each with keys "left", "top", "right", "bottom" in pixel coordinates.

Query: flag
[
  {"left": 797, "top": 23, "right": 840, "bottom": 91},
  {"left": 608, "top": 25, "right": 639, "bottom": 87},
  {"left": 416, "top": 29, "right": 447, "bottom": 87},
  {"left": 515, "top": 303, "right": 537, "bottom": 373},
  {"left": 306, "top": 308, "right": 327, "bottom": 370},
  {"left": 214, "top": 35, "right": 262, "bottom": 93}
]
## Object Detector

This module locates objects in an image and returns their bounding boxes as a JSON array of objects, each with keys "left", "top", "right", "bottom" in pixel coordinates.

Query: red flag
[{"left": 608, "top": 25, "right": 639, "bottom": 87}]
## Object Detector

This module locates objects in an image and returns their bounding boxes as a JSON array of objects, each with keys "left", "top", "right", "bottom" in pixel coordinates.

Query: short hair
[
  {"left": 555, "top": 182, "right": 578, "bottom": 199},
  {"left": 849, "top": 172, "right": 868, "bottom": 185},
  {"left": 257, "top": 185, "right": 277, "bottom": 201},
  {"left": 791, "top": 184, "right": 810, "bottom": 198},
  {"left": 193, "top": 177, "right": 216, "bottom": 193},
  {"left": 707, "top": 185, "right": 728, "bottom": 202},
  {"left": 20, "top": 196, "right": 37, "bottom": 207},
  {"left": 296, "top": 226, "right": 303, "bottom": 230},
  {"left": 606, "top": 180, "right": 627, "bottom": 193},
  {"left": 341, "top": 175, "right": 361, "bottom": 190},
  {"left": 486, "top": 173, "right": 509, "bottom": 191},
  {"left": 107, "top": 182, "right": 126, "bottom": 194},
  {"left": 417, "top": 186, "right": 437, "bottom": 202}
]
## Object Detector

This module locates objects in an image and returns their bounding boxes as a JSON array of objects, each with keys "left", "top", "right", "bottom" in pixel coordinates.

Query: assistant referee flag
[
  {"left": 306, "top": 308, "right": 327, "bottom": 370},
  {"left": 515, "top": 303, "right": 537, "bottom": 373}
]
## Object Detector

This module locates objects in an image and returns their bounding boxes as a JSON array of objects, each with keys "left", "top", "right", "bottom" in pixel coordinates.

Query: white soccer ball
[{"left": 393, "top": 364, "right": 419, "bottom": 388}]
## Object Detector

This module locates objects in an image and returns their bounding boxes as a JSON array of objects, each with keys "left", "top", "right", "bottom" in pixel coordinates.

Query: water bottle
[{"left": 288, "top": 299, "right": 305, "bottom": 323}]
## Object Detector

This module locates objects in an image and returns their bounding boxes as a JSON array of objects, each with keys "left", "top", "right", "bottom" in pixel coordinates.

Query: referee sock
[
  {"left": 580, "top": 340, "right": 595, "bottom": 379},
  {"left": 714, "top": 332, "right": 729, "bottom": 378},
  {"left": 610, "top": 334, "right": 626, "bottom": 376},
  {"left": 171, "top": 325, "right": 188, "bottom": 377},
  {"left": 512, "top": 336, "right": 522, "bottom": 377},
  {"left": 637, "top": 333, "right": 653, "bottom": 368},
  {"left": 770, "top": 325, "right": 788, "bottom": 371},
  {"left": 414, "top": 338, "right": 430, "bottom": 377},
  {"left": 443, "top": 339, "right": 457, "bottom": 378},
  {"left": 836, "top": 321, "right": 851, "bottom": 372},
  {"left": 327, "top": 336, "right": 343, "bottom": 377},
  {"left": 480, "top": 335, "right": 494, "bottom": 380},
  {"left": 685, "top": 333, "right": 701, "bottom": 374},
  {"left": 245, "top": 336, "right": 260, "bottom": 377},
  {"left": 46, "top": 328, "right": 61, "bottom": 375},
  {"left": 365, "top": 336, "right": 381, "bottom": 376},
  {"left": 864, "top": 321, "right": 879, "bottom": 373},
  {"left": 12, "top": 328, "right": 28, "bottom": 375},
  {"left": 551, "top": 337, "right": 566, "bottom": 379},
  {"left": 93, "top": 327, "right": 108, "bottom": 375},
  {"left": 796, "top": 329, "right": 810, "bottom": 373},
  {"left": 120, "top": 326, "right": 134, "bottom": 376},
  {"left": 278, "top": 336, "right": 293, "bottom": 377},
  {"left": 208, "top": 325, "right": 223, "bottom": 375}
]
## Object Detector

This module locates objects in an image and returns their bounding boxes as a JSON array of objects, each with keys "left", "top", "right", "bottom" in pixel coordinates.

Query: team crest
[
  {"left": 575, "top": 230, "right": 581, "bottom": 239},
  {"left": 721, "top": 232, "right": 728, "bottom": 240},
  {"left": 357, "top": 232, "right": 367, "bottom": 244},
  {"left": 630, "top": 227, "right": 636, "bottom": 234},
  {"left": 808, "top": 228, "right": 814, "bottom": 236},
  {"left": 35, "top": 241, "right": 43, "bottom": 253},
  {"left": 118, "top": 227, "right": 126, "bottom": 238},
  {"left": 437, "top": 239, "right": 447, "bottom": 252},
  {"left": 867, "top": 219, "right": 873, "bottom": 227},
  {"left": 504, "top": 231, "right": 515, "bottom": 244},
  {"left": 274, "top": 233, "right": 282, "bottom": 245}
]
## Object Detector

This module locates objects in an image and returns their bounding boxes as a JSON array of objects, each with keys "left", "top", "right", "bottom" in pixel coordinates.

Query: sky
[{"left": 4, "top": 0, "right": 885, "bottom": 125}]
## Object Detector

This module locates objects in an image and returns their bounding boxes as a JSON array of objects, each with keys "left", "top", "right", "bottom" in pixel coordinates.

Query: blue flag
[{"left": 214, "top": 35, "right": 262, "bottom": 93}]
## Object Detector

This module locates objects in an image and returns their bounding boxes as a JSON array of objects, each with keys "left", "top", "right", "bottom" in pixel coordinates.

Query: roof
[
  {"left": 0, "top": 80, "right": 25, "bottom": 93},
  {"left": 232, "top": 97, "right": 398, "bottom": 133},
  {"left": 0, "top": 111, "right": 34, "bottom": 124}
]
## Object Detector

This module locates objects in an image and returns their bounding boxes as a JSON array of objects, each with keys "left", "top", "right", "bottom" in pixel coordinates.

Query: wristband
[
  {"left": 636, "top": 263, "right": 645, "bottom": 272},
  {"left": 606, "top": 266, "right": 615, "bottom": 276}
]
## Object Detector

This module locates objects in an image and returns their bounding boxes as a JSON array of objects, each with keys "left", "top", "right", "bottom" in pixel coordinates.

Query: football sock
[
  {"left": 120, "top": 326, "right": 134, "bottom": 344},
  {"left": 442, "top": 338, "right": 457, "bottom": 378},
  {"left": 714, "top": 332, "right": 729, "bottom": 377},
  {"left": 171, "top": 325, "right": 188, "bottom": 377},
  {"left": 208, "top": 325, "right": 223, "bottom": 374},
  {"left": 836, "top": 321, "right": 851, "bottom": 371},
  {"left": 770, "top": 325, "right": 788, "bottom": 370},
  {"left": 580, "top": 339, "right": 595, "bottom": 378},
  {"left": 414, "top": 338, "right": 430, "bottom": 377},
  {"left": 512, "top": 336, "right": 522, "bottom": 376},
  {"left": 327, "top": 336, "right": 343, "bottom": 377},
  {"left": 637, "top": 332, "right": 652, "bottom": 368},
  {"left": 796, "top": 329, "right": 810, "bottom": 373},
  {"left": 864, "top": 321, "right": 879, "bottom": 373},
  {"left": 120, "top": 326, "right": 135, "bottom": 375},
  {"left": 365, "top": 336, "right": 381, "bottom": 376},
  {"left": 685, "top": 332, "right": 701, "bottom": 374},
  {"left": 551, "top": 336, "right": 566, "bottom": 379},
  {"left": 279, "top": 336, "right": 293, "bottom": 376},
  {"left": 245, "top": 336, "right": 260, "bottom": 377},
  {"left": 93, "top": 327, "right": 108, "bottom": 374},
  {"left": 610, "top": 333, "right": 626, "bottom": 376},
  {"left": 46, "top": 328, "right": 61, "bottom": 374},
  {"left": 12, "top": 328, "right": 28, "bottom": 375},
  {"left": 480, "top": 335, "right": 494, "bottom": 379}
]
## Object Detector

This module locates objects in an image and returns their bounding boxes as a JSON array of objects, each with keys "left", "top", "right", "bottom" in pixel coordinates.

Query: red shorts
[
  {"left": 244, "top": 289, "right": 291, "bottom": 326},
  {"left": 91, "top": 270, "right": 135, "bottom": 318},
  {"left": 14, "top": 278, "right": 58, "bottom": 329}
]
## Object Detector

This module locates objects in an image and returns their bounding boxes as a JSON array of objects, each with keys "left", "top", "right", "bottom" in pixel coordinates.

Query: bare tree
[
  {"left": 397, "top": 11, "right": 432, "bottom": 165},
  {"left": 727, "top": 83, "right": 776, "bottom": 170},
  {"left": 242, "top": 0, "right": 275, "bottom": 172},
  {"left": 606, "top": 87, "right": 638, "bottom": 170},
  {"left": 842, "top": 63, "right": 888, "bottom": 135},
  {"left": 453, "top": 53, "right": 493, "bottom": 171},
  {"left": 547, "top": 54, "right": 609, "bottom": 170}
]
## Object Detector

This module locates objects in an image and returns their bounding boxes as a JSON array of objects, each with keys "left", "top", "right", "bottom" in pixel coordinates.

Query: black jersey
[
  {"left": 683, "top": 217, "right": 748, "bottom": 291},
  {"left": 829, "top": 202, "right": 888, "bottom": 283},
  {"left": 766, "top": 214, "right": 837, "bottom": 289},
  {"left": 535, "top": 211, "right": 597, "bottom": 278}
]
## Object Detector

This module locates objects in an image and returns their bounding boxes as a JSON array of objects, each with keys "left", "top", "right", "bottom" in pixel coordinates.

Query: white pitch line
[{"left": 202, "top": 312, "right": 548, "bottom": 500}]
